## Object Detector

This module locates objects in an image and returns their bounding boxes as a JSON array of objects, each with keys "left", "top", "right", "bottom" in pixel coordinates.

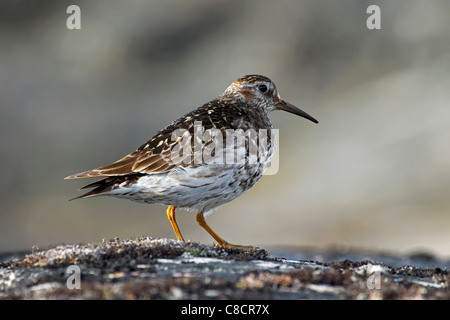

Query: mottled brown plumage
[{"left": 66, "top": 75, "right": 318, "bottom": 249}]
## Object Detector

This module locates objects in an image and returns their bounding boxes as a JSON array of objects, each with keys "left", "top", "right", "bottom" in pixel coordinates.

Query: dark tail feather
[
  {"left": 79, "top": 179, "right": 108, "bottom": 190},
  {"left": 69, "top": 177, "right": 115, "bottom": 201},
  {"left": 68, "top": 174, "right": 144, "bottom": 201}
]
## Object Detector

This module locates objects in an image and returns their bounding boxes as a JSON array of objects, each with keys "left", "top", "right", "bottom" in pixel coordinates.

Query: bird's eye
[{"left": 258, "top": 84, "right": 268, "bottom": 93}]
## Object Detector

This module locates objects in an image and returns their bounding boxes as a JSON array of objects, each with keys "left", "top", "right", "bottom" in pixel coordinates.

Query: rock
[{"left": 0, "top": 237, "right": 448, "bottom": 299}]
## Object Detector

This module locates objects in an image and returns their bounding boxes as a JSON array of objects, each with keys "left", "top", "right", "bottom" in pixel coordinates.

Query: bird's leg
[
  {"left": 166, "top": 206, "right": 185, "bottom": 242},
  {"left": 195, "top": 211, "right": 255, "bottom": 250}
]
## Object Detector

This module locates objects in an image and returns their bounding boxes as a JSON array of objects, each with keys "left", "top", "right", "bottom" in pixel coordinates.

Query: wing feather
[{"left": 65, "top": 100, "right": 243, "bottom": 180}]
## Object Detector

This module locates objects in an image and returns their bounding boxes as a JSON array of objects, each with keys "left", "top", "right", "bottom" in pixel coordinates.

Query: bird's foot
[{"left": 215, "top": 241, "right": 257, "bottom": 251}]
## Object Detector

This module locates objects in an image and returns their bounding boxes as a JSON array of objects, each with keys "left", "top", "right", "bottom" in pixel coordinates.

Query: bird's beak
[{"left": 277, "top": 99, "right": 318, "bottom": 124}]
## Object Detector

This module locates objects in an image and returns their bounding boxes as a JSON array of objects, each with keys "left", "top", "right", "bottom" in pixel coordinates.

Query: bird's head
[{"left": 222, "top": 74, "right": 318, "bottom": 124}]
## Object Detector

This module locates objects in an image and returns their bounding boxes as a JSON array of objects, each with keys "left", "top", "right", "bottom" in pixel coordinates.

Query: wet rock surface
[{"left": 1, "top": 237, "right": 449, "bottom": 299}]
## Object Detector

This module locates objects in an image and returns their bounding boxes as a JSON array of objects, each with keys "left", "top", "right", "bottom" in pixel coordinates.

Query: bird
[{"left": 65, "top": 75, "right": 318, "bottom": 249}]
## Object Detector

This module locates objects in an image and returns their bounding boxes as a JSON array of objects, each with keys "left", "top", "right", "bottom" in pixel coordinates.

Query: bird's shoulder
[{"left": 137, "top": 97, "right": 256, "bottom": 152}]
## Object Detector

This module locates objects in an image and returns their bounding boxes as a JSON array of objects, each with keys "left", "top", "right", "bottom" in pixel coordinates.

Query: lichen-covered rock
[{"left": 1, "top": 237, "right": 449, "bottom": 299}]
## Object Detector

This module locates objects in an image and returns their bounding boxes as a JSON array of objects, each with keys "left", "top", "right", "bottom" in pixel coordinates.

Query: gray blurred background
[{"left": 1, "top": 0, "right": 449, "bottom": 259}]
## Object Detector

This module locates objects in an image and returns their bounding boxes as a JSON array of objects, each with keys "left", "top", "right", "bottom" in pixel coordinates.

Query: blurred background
[{"left": 1, "top": 0, "right": 449, "bottom": 260}]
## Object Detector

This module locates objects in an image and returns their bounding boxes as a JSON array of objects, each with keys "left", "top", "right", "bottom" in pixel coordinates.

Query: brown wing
[
  {"left": 64, "top": 106, "right": 211, "bottom": 180},
  {"left": 65, "top": 129, "right": 187, "bottom": 179},
  {"left": 65, "top": 98, "right": 251, "bottom": 180}
]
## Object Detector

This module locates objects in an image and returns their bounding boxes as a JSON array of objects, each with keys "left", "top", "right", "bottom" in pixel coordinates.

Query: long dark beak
[{"left": 277, "top": 99, "right": 318, "bottom": 124}]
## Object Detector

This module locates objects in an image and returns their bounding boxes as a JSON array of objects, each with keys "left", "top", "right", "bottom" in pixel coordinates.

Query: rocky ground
[{"left": 0, "top": 237, "right": 448, "bottom": 299}]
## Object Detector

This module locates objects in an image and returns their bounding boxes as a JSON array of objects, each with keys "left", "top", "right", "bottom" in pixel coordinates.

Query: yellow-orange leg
[
  {"left": 167, "top": 206, "right": 185, "bottom": 242},
  {"left": 195, "top": 211, "right": 255, "bottom": 250}
]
